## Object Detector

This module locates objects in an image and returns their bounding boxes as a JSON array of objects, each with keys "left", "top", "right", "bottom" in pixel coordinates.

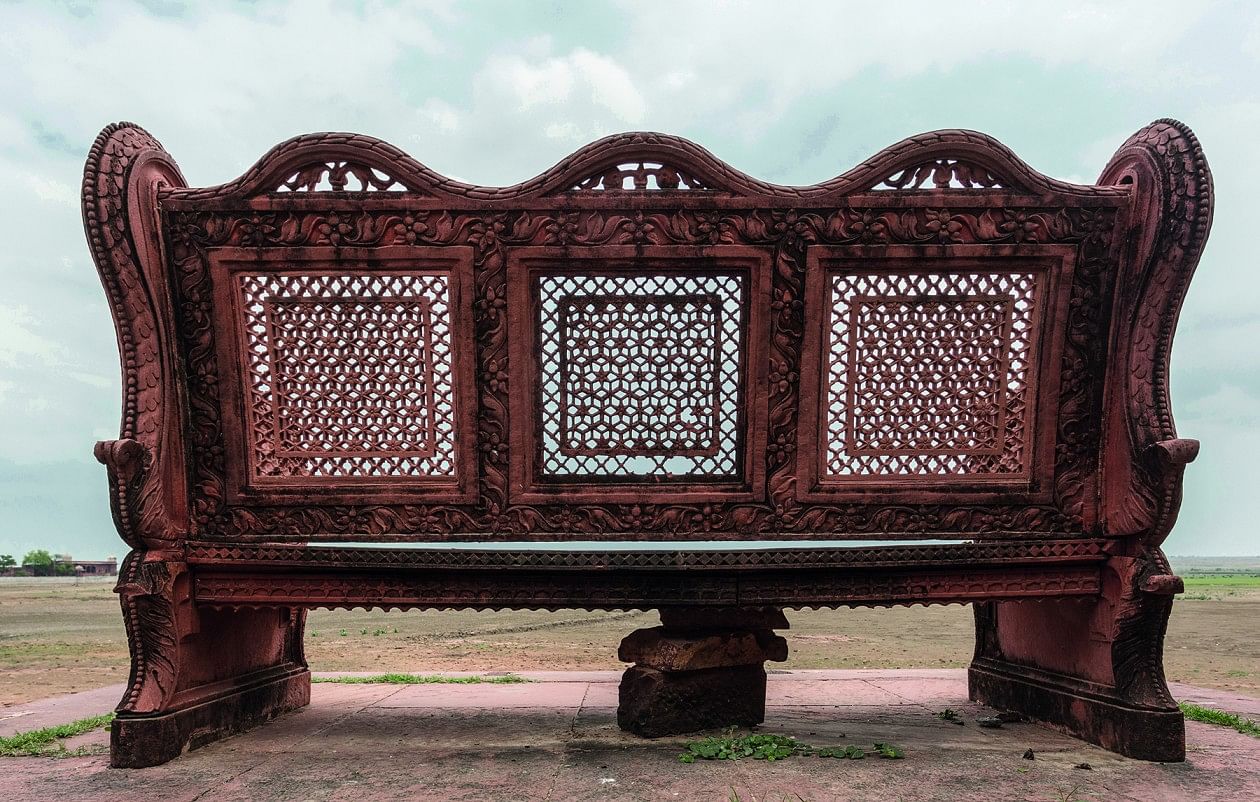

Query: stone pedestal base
[
  {"left": 618, "top": 664, "right": 767, "bottom": 737},
  {"left": 969, "top": 658, "right": 1184, "bottom": 762},
  {"left": 616, "top": 607, "right": 788, "bottom": 738},
  {"left": 112, "top": 665, "right": 310, "bottom": 768}
]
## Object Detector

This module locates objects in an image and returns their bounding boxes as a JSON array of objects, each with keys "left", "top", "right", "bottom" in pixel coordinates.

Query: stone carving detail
[
  {"left": 237, "top": 272, "right": 456, "bottom": 479},
  {"left": 275, "top": 161, "right": 406, "bottom": 192},
  {"left": 538, "top": 273, "right": 744, "bottom": 477},
  {"left": 572, "top": 161, "right": 711, "bottom": 191},
  {"left": 163, "top": 203, "right": 1118, "bottom": 538},
  {"left": 84, "top": 120, "right": 1204, "bottom": 542},
  {"left": 877, "top": 159, "right": 1006, "bottom": 190},
  {"left": 824, "top": 271, "right": 1038, "bottom": 478}
]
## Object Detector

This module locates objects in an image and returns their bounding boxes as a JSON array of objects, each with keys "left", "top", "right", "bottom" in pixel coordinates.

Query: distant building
[
  {"left": 3, "top": 555, "right": 119, "bottom": 577},
  {"left": 64, "top": 556, "right": 118, "bottom": 576}
]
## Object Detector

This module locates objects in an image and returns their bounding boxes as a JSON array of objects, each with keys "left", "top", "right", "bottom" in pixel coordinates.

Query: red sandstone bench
[{"left": 83, "top": 119, "right": 1212, "bottom": 767}]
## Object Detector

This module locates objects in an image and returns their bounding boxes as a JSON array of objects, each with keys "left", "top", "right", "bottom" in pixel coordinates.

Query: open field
[{"left": 2, "top": 565, "right": 1258, "bottom": 708}]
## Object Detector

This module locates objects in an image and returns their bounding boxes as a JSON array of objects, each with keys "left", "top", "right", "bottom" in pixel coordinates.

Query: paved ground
[{"left": 4, "top": 670, "right": 1259, "bottom": 801}]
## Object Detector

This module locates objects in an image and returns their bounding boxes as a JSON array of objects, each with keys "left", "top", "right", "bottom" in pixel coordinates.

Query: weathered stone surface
[
  {"left": 659, "top": 607, "right": 790, "bottom": 633},
  {"left": 618, "top": 626, "right": 788, "bottom": 671},
  {"left": 617, "top": 664, "right": 767, "bottom": 737}
]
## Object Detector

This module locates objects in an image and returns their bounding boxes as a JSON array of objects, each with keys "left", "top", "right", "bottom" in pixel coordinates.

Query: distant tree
[
  {"left": 22, "top": 549, "right": 54, "bottom": 576},
  {"left": 0, "top": 554, "right": 15, "bottom": 568},
  {"left": 22, "top": 549, "right": 53, "bottom": 566}
]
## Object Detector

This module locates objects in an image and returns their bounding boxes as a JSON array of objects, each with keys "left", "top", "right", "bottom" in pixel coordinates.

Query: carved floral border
[{"left": 167, "top": 203, "right": 1118, "bottom": 540}]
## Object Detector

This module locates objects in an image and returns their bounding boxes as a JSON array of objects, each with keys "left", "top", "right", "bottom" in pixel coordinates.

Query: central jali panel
[
  {"left": 507, "top": 247, "right": 771, "bottom": 504},
  {"left": 538, "top": 273, "right": 744, "bottom": 478}
]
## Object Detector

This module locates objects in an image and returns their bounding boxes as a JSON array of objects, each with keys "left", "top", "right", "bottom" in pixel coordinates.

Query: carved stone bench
[{"left": 82, "top": 119, "right": 1212, "bottom": 767}]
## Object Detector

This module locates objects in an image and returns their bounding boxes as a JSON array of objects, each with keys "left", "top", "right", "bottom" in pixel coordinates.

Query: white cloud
[
  {"left": 0, "top": 305, "right": 65, "bottom": 366},
  {"left": 477, "top": 47, "right": 646, "bottom": 123},
  {"left": 23, "top": 171, "right": 78, "bottom": 206}
]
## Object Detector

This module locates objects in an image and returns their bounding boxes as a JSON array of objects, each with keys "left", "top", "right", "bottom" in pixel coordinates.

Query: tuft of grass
[
  {"left": 0, "top": 713, "right": 114, "bottom": 757},
  {"left": 679, "top": 729, "right": 903, "bottom": 763},
  {"left": 312, "top": 673, "right": 529, "bottom": 685},
  {"left": 1180, "top": 702, "right": 1260, "bottom": 737}
]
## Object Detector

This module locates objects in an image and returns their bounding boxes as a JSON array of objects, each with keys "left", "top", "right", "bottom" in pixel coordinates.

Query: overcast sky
[{"left": 0, "top": 0, "right": 1256, "bottom": 558}]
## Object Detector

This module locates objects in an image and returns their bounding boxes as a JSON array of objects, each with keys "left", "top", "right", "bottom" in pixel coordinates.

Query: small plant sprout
[
  {"left": 938, "top": 708, "right": 965, "bottom": 725},
  {"left": 678, "top": 730, "right": 904, "bottom": 763}
]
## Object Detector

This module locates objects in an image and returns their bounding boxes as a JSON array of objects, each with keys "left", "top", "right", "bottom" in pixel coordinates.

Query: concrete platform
[{"left": 3, "top": 670, "right": 1259, "bottom": 801}]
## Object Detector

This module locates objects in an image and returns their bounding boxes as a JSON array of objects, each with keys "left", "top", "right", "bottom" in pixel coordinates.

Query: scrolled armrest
[
  {"left": 1152, "top": 438, "right": 1199, "bottom": 467},
  {"left": 95, "top": 438, "right": 147, "bottom": 481},
  {"left": 95, "top": 438, "right": 150, "bottom": 548}
]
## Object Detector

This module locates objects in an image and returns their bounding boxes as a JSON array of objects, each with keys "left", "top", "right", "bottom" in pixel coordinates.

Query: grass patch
[
  {"left": 1180, "top": 702, "right": 1260, "bottom": 737},
  {"left": 1181, "top": 573, "right": 1260, "bottom": 589},
  {"left": 0, "top": 713, "right": 114, "bottom": 757},
  {"left": 312, "top": 673, "right": 529, "bottom": 685},
  {"left": 679, "top": 730, "right": 904, "bottom": 763}
]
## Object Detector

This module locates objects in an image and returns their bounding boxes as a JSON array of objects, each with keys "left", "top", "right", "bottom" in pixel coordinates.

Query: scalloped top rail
[{"left": 162, "top": 129, "right": 1130, "bottom": 203}]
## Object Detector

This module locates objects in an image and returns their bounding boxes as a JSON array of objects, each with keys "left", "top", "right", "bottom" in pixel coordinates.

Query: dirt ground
[{"left": 2, "top": 569, "right": 1258, "bottom": 709}]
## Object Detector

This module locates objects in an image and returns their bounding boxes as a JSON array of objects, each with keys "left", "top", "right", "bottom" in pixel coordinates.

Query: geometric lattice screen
[
  {"left": 536, "top": 273, "right": 745, "bottom": 478},
  {"left": 238, "top": 272, "right": 456, "bottom": 479},
  {"left": 824, "top": 271, "right": 1039, "bottom": 478}
]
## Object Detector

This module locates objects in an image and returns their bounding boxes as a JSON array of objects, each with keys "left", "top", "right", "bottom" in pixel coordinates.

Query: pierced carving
[
  {"left": 538, "top": 273, "right": 745, "bottom": 478},
  {"left": 85, "top": 121, "right": 1213, "bottom": 767},
  {"left": 236, "top": 272, "right": 456, "bottom": 480},
  {"left": 876, "top": 159, "right": 1007, "bottom": 190},
  {"left": 823, "top": 271, "right": 1040, "bottom": 478},
  {"left": 572, "top": 161, "right": 712, "bottom": 191},
  {"left": 276, "top": 161, "right": 407, "bottom": 192}
]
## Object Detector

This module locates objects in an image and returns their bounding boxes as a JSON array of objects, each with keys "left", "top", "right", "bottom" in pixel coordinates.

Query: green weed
[
  {"left": 0, "top": 713, "right": 114, "bottom": 757},
  {"left": 678, "top": 730, "right": 904, "bottom": 763},
  {"left": 1179, "top": 702, "right": 1260, "bottom": 737}
]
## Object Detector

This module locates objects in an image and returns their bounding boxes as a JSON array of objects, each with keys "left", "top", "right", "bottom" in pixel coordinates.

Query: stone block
[{"left": 617, "top": 664, "right": 767, "bottom": 737}]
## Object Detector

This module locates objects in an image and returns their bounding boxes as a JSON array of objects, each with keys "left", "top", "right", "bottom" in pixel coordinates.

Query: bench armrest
[{"left": 83, "top": 124, "right": 191, "bottom": 547}]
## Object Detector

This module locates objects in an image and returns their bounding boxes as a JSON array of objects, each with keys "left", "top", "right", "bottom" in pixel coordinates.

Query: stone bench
[{"left": 82, "top": 119, "right": 1212, "bottom": 767}]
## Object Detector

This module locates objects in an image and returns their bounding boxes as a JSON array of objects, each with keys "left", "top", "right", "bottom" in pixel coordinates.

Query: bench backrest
[{"left": 82, "top": 121, "right": 1212, "bottom": 546}]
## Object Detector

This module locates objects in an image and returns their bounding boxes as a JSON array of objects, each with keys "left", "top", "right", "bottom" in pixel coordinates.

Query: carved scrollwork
[
  {"left": 82, "top": 119, "right": 1213, "bottom": 543},
  {"left": 81, "top": 123, "right": 189, "bottom": 546},
  {"left": 114, "top": 553, "right": 183, "bottom": 714},
  {"left": 1098, "top": 119, "right": 1214, "bottom": 542},
  {"left": 165, "top": 201, "right": 1118, "bottom": 540},
  {"left": 571, "top": 161, "right": 712, "bottom": 191},
  {"left": 276, "top": 161, "right": 407, "bottom": 192},
  {"left": 876, "top": 159, "right": 1006, "bottom": 190},
  {"left": 94, "top": 439, "right": 148, "bottom": 549}
]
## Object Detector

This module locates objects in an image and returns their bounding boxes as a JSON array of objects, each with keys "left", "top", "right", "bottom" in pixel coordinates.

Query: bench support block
[
  {"left": 969, "top": 553, "right": 1185, "bottom": 762},
  {"left": 617, "top": 608, "right": 788, "bottom": 737},
  {"left": 968, "top": 658, "right": 1183, "bottom": 762},
  {"left": 110, "top": 551, "right": 311, "bottom": 768},
  {"left": 112, "top": 666, "right": 311, "bottom": 769}
]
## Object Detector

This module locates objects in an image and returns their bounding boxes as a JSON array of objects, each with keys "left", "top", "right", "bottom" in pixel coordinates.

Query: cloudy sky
[{"left": 0, "top": 0, "right": 1256, "bottom": 559}]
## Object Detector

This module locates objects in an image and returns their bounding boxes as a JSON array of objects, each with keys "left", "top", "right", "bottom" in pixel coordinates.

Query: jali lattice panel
[
  {"left": 508, "top": 247, "right": 770, "bottom": 504},
  {"left": 538, "top": 273, "right": 744, "bottom": 478},
  {"left": 826, "top": 271, "right": 1038, "bottom": 478},
  {"left": 209, "top": 247, "right": 477, "bottom": 503},
  {"left": 238, "top": 272, "right": 455, "bottom": 479},
  {"left": 797, "top": 247, "right": 1073, "bottom": 500}
]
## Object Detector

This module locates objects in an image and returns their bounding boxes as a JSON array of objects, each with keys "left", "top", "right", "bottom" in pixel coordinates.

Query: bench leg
[
  {"left": 617, "top": 607, "right": 789, "bottom": 737},
  {"left": 969, "top": 552, "right": 1184, "bottom": 761},
  {"left": 110, "top": 551, "right": 310, "bottom": 768}
]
